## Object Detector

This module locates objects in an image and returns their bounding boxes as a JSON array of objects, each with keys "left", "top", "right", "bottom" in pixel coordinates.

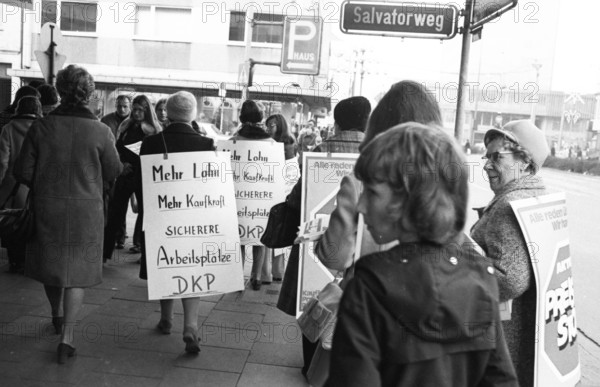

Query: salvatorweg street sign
[{"left": 340, "top": 1, "right": 459, "bottom": 40}]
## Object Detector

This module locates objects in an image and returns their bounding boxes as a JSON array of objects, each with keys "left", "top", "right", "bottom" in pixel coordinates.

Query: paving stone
[
  {"left": 159, "top": 367, "right": 239, "bottom": 387},
  {"left": 196, "top": 325, "right": 256, "bottom": 351},
  {"left": 78, "top": 372, "right": 161, "bottom": 387},
  {"left": 94, "top": 348, "right": 175, "bottom": 379},
  {"left": 199, "top": 293, "right": 224, "bottom": 303},
  {"left": 203, "top": 310, "right": 264, "bottom": 331},
  {"left": 213, "top": 300, "right": 272, "bottom": 315},
  {"left": 0, "top": 303, "right": 38, "bottom": 323},
  {"left": 74, "top": 332, "right": 128, "bottom": 357},
  {"left": 140, "top": 311, "right": 205, "bottom": 334},
  {"left": 75, "top": 313, "right": 146, "bottom": 343},
  {"left": 25, "top": 303, "right": 100, "bottom": 323},
  {"left": 237, "top": 363, "right": 307, "bottom": 387},
  {"left": 95, "top": 299, "right": 158, "bottom": 319},
  {"left": 113, "top": 285, "right": 150, "bottom": 302},
  {"left": 247, "top": 342, "right": 303, "bottom": 368},
  {"left": 253, "top": 322, "right": 302, "bottom": 346},
  {"left": 115, "top": 327, "right": 190, "bottom": 354},
  {"left": 84, "top": 288, "right": 117, "bottom": 305},
  {"left": 12, "top": 350, "right": 102, "bottom": 385},
  {"left": 173, "top": 345, "right": 249, "bottom": 373},
  {"left": 262, "top": 306, "right": 297, "bottom": 324},
  {"left": 0, "top": 287, "right": 47, "bottom": 307},
  {"left": 221, "top": 291, "right": 243, "bottom": 302},
  {"left": 10, "top": 314, "right": 61, "bottom": 341},
  {"left": 129, "top": 278, "right": 149, "bottom": 288},
  {"left": 240, "top": 285, "right": 280, "bottom": 305}
]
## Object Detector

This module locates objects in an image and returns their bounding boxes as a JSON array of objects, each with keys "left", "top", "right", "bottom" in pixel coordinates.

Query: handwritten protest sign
[
  {"left": 511, "top": 193, "right": 580, "bottom": 387},
  {"left": 141, "top": 152, "right": 243, "bottom": 300},
  {"left": 216, "top": 140, "right": 287, "bottom": 245},
  {"left": 296, "top": 152, "right": 359, "bottom": 316}
]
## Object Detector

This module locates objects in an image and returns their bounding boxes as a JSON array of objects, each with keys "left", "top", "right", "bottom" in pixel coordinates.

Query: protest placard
[
  {"left": 141, "top": 151, "right": 243, "bottom": 300},
  {"left": 296, "top": 152, "right": 359, "bottom": 316},
  {"left": 216, "top": 140, "right": 287, "bottom": 245},
  {"left": 511, "top": 192, "right": 580, "bottom": 387}
]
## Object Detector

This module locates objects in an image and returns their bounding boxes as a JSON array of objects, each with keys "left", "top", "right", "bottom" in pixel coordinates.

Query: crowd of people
[{"left": 0, "top": 64, "right": 552, "bottom": 386}]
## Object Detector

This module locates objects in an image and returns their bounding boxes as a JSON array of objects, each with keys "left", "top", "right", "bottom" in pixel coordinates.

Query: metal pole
[
  {"left": 359, "top": 49, "right": 365, "bottom": 96},
  {"left": 48, "top": 25, "right": 56, "bottom": 85},
  {"left": 558, "top": 96, "right": 566, "bottom": 151},
  {"left": 242, "top": 9, "right": 254, "bottom": 101},
  {"left": 220, "top": 98, "right": 225, "bottom": 130},
  {"left": 454, "top": 0, "right": 474, "bottom": 142},
  {"left": 530, "top": 63, "right": 542, "bottom": 123}
]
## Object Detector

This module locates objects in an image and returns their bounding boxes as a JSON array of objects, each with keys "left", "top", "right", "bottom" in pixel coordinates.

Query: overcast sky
[{"left": 327, "top": 0, "right": 600, "bottom": 98}]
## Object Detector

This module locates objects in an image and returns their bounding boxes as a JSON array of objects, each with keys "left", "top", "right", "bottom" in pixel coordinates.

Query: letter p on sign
[{"left": 281, "top": 17, "right": 323, "bottom": 75}]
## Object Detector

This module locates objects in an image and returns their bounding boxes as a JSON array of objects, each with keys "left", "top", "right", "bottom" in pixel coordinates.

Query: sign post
[
  {"left": 510, "top": 193, "right": 580, "bottom": 387},
  {"left": 34, "top": 23, "right": 66, "bottom": 85},
  {"left": 281, "top": 16, "right": 323, "bottom": 75}
]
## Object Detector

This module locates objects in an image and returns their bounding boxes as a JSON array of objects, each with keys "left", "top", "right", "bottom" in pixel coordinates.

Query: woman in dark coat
[
  {"left": 103, "top": 94, "right": 162, "bottom": 261},
  {"left": 14, "top": 65, "right": 122, "bottom": 363},
  {"left": 0, "top": 96, "right": 42, "bottom": 274},
  {"left": 265, "top": 113, "right": 297, "bottom": 281},
  {"left": 137, "top": 91, "right": 214, "bottom": 353}
]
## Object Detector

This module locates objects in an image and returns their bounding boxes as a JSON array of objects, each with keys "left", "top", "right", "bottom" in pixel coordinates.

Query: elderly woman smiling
[{"left": 470, "top": 120, "right": 550, "bottom": 387}]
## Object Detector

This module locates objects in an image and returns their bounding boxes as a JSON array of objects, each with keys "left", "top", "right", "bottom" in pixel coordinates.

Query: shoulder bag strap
[{"left": 1, "top": 183, "right": 21, "bottom": 209}]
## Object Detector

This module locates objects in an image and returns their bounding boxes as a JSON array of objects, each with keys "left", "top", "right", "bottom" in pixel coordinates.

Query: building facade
[{"left": 1, "top": 0, "right": 333, "bottom": 133}]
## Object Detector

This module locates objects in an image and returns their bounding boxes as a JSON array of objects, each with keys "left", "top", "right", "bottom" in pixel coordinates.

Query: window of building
[
  {"left": 41, "top": 1, "right": 97, "bottom": 33},
  {"left": 228, "top": 11, "right": 284, "bottom": 44},
  {"left": 134, "top": 6, "right": 192, "bottom": 42}
]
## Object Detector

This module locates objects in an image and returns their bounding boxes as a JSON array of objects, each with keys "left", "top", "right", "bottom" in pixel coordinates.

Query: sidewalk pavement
[{"left": 0, "top": 239, "right": 308, "bottom": 387}]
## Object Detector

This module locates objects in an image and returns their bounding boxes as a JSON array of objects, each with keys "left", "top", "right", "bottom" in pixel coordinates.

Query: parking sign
[{"left": 281, "top": 17, "right": 323, "bottom": 75}]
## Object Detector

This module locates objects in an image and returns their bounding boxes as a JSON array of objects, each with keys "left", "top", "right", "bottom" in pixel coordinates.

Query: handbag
[
  {"left": 260, "top": 201, "right": 300, "bottom": 248},
  {"left": 297, "top": 214, "right": 364, "bottom": 350},
  {"left": 0, "top": 183, "right": 35, "bottom": 241}
]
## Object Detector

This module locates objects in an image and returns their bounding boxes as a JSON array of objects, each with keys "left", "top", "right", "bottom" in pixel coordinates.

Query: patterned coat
[
  {"left": 14, "top": 104, "right": 122, "bottom": 288},
  {"left": 470, "top": 175, "right": 547, "bottom": 387},
  {"left": 0, "top": 116, "right": 36, "bottom": 207}
]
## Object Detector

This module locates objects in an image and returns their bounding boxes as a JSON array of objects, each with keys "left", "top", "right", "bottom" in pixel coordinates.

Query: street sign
[
  {"left": 34, "top": 50, "right": 67, "bottom": 83},
  {"left": 471, "top": 0, "right": 518, "bottom": 32},
  {"left": 281, "top": 16, "right": 323, "bottom": 75},
  {"left": 340, "top": 1, "right": 459, "bottom": 40}
]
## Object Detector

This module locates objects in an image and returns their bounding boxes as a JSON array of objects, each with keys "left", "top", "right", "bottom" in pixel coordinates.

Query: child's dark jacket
[{"left": 326, "top": 242, "right": 518, "bottom": 387}]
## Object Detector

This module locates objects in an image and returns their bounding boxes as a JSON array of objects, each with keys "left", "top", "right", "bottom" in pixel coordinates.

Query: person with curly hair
[
  {"left": 327, "top": 123, "right": 517, "bottom": 386},
  {"left": 14, "top": 65, "right": 122, "bottom": 363}
]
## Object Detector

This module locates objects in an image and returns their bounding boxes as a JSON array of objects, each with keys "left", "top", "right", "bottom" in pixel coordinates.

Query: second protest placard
[{"left": 216, "top": 140, "right": 287, "bottom": 245}]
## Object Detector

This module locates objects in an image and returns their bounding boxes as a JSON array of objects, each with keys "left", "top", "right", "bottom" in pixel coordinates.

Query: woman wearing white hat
[{"left": 470, "top": 119, "right": 550, "bottom": 387}]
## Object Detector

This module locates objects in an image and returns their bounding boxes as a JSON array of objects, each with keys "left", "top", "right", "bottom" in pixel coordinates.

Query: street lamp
[{"left": 530, "top": 62, "right": 542, "bottom": 123}]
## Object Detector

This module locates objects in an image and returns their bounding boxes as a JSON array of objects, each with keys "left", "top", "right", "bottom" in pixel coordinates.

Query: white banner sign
[
  {"left": 510, "top": 193, "right": 580, "bottom": 387},
  {"left": 296, "top": 152, "right": 359, "bottom": 316},
  {"left": 141, "top": 151, "right": 243, "bottom": 300},
  {"left": 216, "top": 140, "right": 287, "bottom": 245}
]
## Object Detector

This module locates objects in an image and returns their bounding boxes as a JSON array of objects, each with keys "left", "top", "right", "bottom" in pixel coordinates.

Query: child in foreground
[{"left": 326, "top": 123, "right": 518, "bottom": 387}]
